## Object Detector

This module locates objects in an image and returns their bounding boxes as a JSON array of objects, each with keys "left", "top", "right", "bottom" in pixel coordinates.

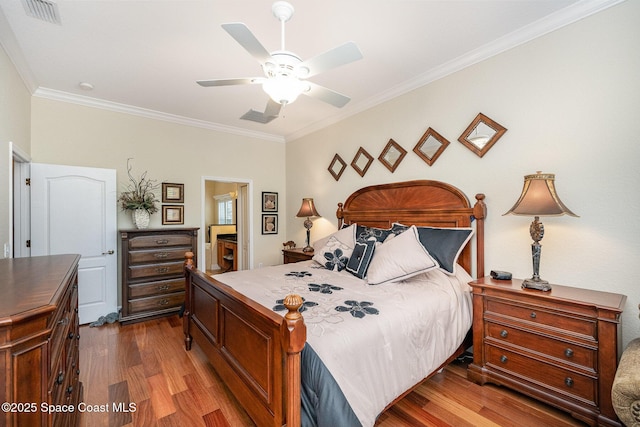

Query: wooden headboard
[{"left": 336, "top": 180, "right": 486, "bottom": 278}]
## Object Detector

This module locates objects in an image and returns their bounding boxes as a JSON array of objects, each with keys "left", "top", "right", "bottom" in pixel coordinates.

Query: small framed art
[
  {"left": 162, "top": 183, "right": 184, "bottom": 203},
  {"left": 262, "top": 214, "right": 278, "bottom": 234},
  {"left": 262, "top": 192, "right": 278, "bottom": 212},
  {"left": 162, "top": 205, "right": 184, "bottom": 225}
]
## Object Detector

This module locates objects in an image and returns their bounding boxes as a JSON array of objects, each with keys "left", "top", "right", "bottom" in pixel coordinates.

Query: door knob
[{"left": 102, "top": 250, "right": 114, "bottom": 255}]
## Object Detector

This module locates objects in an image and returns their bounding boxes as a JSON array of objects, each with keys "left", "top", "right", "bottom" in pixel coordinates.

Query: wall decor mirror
[
  {"left": 458, "top": 113, "right": 507, "bottom": 158},
  {"left": 413, "top": 127, "right": 450, "bottom": 166},
  {"left": 351, "top": 147, "right": 374, "bottom": 177},
  {"left": 378, "top": 139, "right": 407, "bottom": 173},
  {"left": 328, "top": 154, "right": 347, "bottom": 181}
]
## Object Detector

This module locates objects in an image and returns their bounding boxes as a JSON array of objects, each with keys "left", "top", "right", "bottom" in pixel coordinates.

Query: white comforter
[{"left": 213, "top": 261, "right": 473, "bottom": 427}]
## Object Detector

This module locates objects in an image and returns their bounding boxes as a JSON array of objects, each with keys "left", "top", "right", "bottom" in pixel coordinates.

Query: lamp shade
[
  {"left": 296, "top": 198, "right": 320, "bottom": 218},
  {"left": 504, "top": 172, "right": 578, "bottom": 217}
]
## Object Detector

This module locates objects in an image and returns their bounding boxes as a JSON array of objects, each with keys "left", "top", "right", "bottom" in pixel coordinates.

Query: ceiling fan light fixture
[{"left": 263, "top": 76, "right": 308, "bottom": 105}]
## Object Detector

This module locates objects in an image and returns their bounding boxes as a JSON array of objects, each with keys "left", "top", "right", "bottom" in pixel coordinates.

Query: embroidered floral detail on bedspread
[
  {"left": 308, "top": 283, "right": 343, "bottom": 294},
  {"left": 335, "top": 301, "right": 380, "bottom": 318},
  {"left": 285, "top": 271, "right": 312, "bottom": 278}
]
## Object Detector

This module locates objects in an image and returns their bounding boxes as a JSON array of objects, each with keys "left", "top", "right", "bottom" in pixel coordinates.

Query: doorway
[{"left": 202, "top": 177, "right": 252, "bottom": 273}]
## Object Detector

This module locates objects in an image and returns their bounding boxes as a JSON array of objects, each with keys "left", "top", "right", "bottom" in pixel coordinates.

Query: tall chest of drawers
[
  {"left": 467, "top": 277, "right": 626, "bottom": 427},
  {"left": 0, "top": 254, "right": 83, "bottom": 427},
  {"left": 120, "top": 228, "right": 198, "bottom": 324}
]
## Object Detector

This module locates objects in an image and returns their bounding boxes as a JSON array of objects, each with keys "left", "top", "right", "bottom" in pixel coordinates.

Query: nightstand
[
  {"left": 467, "top": 277, "right": 626, "bottom": 427},
  {"left": 282, "top": 247, "right": 314, "bottom": 264}
]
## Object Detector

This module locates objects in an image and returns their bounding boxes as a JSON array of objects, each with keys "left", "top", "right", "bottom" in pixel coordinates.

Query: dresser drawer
[
  {"left": 129, "top": 247, "right": 190, "bottom": 264},
  {"left": 128, "top": 291, "right": 185, "bottom": 314},
  {"left": 128, "top": 261, "right": 185, "bottom": 279},
  {"left": 486, "top": 298, "right": 596, "bottom": 338},
  {"left": 129, "top": 278, "right": 185, "bottom": 298},
  {"left": 486, "top": 322, "right": 596, "bottom": 371},
  {"left": 486, "top": 344, "right": 597, "bottom": 406},
  {"left": 129, "top": 234, "right": 193, "bottom": 249}
]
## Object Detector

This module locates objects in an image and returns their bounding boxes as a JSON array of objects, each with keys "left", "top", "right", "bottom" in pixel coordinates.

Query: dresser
[
  {"left": 282, "top": 247, "right": 314, "bottom": 264},
  {"left": 0, "top": 254, "right": 83, "bottom": 427},
  {"left": 467, "top": 277, "right": 626, "bottom": 427},
  {"left": 216, "top": 236, "right": 237, "bottom": 272},
  {"left": 120, "top": 228, "right": 198, "bottom": 324}
]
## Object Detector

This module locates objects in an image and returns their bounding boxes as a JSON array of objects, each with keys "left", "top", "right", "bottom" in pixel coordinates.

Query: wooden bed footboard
[{"left": 183, "top": 252, "right": 306, "bottom": 427}]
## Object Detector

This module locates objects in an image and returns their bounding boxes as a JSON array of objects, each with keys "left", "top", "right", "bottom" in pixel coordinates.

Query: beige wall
[
  {"left": 30, "top": 98, "right": 287, "bottom": 267},
  {"left": 285, "top": 1, "right": 640, "bottom": 347},
  {"left": 0, "top": 44, "right": 31, "bottom": 256}
]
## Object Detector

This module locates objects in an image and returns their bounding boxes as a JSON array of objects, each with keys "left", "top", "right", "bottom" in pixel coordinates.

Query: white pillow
[
  {"left": 312, "top": 223, "right": 356, "bottom": 253},
  {"left": 312, "top": 235, "right": 354, "bottom": 271},
  {"left": 366, "top": 225, "right": 438, "bottom": 285}
]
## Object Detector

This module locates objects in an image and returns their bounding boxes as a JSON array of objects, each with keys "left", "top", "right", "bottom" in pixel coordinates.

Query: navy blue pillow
[
  {"left": 415, "top": 227, "right": 473, "bottom": 274},
  {"left": 355, "top": 225, "right": 392, "bottom": 243},
  {"left": 346, "top": 239, "right": 376, "bottom": 279}
]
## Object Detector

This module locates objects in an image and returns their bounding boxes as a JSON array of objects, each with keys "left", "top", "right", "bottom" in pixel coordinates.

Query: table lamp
[
  {"left": 504, "top": 172, "right": 578, "bottom": 291},
  {"left": 296, "top": 198, "right": 320, "bottom": 252}
]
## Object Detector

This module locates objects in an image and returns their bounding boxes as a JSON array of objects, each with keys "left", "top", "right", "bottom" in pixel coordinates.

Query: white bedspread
[{"left": 213, "top": 261, "right": 473, "bottom": 427}]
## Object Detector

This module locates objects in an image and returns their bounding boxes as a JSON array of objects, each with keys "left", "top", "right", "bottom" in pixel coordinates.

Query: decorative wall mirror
[
  {"left": 351, "top": 147, "right": 374, "bottom": 177},
  {"left": 458, "top": 113, "right": 507, "bottom": 158},
  {"left": 328, "top": 154, "right": 347, "bottom": 181},
  {"left": 378, "top": 139, "right": 407, "bottom": 173},
  {"left": 413, "top": 127, "right": 450, "bottom": 166}
]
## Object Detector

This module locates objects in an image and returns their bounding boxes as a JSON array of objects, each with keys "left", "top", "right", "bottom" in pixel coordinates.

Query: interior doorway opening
[{"left": 202, "top": 177, "right": 252, "bottom": 274}]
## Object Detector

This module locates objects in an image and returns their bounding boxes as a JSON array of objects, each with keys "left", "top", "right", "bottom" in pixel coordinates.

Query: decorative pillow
[
  {"left": 312, "top": 224, "right": 356, "bottom": 253},
  {"left": 312, "top": 236, "right": 353, "bottom": 271},
  {"left": 355, "top": 224, "right": 392, "bottom": 243},
  {"left": 366, "top": 226, "right": 438, "bottom": 285},
  {"left": 415, "top": 226, "right": 474, "bottom": 274},
  {"left": 346, "top": 239, "right": 376, "bottom": 279}
]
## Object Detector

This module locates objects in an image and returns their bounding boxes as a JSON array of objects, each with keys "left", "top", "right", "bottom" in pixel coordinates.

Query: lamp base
[
  {"left": 302, "top": 245, "right": 313, "bottom": 253},
  {"left": 522, "top": 277, "right": 552, "bottom": 292}
]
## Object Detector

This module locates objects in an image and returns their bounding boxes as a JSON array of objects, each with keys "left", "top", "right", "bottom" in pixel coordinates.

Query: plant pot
[{"left": 132, "top": 209, "right": 150, "bottom": 229}]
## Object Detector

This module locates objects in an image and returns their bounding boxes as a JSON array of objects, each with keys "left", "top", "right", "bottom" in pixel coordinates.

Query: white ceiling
[{"left": 0, "top": 0, "right": 621, "bottom": 143}]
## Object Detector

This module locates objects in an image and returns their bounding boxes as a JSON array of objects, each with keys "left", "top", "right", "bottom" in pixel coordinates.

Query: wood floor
[{"left": 79, "top": 315, "right": 587, "bottom": 427}]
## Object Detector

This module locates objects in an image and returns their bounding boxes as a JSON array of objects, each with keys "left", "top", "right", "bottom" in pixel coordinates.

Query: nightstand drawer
[
  {"left": 486, "top": 344, "right": 597, "bottom": 405},
  {"left": 486, "top": 322, "right": 596, "bottom": 371},
  {"left": 128, "top": 247, "right": 190, "bottom": 264},
  {"left": 128, "top": 234, "right": 193, "bottom": 249},
  {"left": 486, "top": 298, "right": 596, "bottom": 338},
  {"left": 129, "top": 278, "right": 185, "bottom": 298},
  {"left": 128, "top": 291, "right": 185, "bottom": 314},
  {"left": 128, "top": 260, "right": 185, "bottom": 279}
]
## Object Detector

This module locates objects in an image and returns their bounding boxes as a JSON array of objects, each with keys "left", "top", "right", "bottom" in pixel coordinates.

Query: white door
[{"left": 31, "top": 163, "right": 117, "bottom": 325}]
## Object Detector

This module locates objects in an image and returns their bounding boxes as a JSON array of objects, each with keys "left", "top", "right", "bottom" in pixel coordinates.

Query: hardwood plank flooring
[{"left": 79, "top": 316, "right": 587, "bottom": 427}]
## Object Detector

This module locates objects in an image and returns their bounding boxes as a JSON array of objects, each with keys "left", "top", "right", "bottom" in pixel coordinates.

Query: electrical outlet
[
  {"left": 258, "top": 262, "right": 263, "bottom": 268},
  {"left": 3, "top": 243, "right": 10, "bottom": 258}
]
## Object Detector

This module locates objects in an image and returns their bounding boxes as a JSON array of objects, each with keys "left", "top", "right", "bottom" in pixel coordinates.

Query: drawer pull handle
[
  {"left": 154, "top": 252, "right": 169, "bottom": 258},
  {"left": 57, "top": 372, "right": 64, "bottom": 385},
  {"left": 156, "top": 239, "right": 169, "bottom": 245},
  {"left": 58, "top": 318, "right": 68, "bottom": 325},
  {"left": 565, "top": 377, "right": 574, "bottom": 388},
  {"left": 565, "top": 348, "right": 574, "bottom": 358},
  {"left": 67, "top": 386, "right": 73, "bottom": 395},
  {"left": 158, "top": 299, "right": 169, "bottom": 306},
  {"left": 157, "top": 285, "right": 170, "bottom": 291},
  {"left": 500, "top": 355, "right": 508, "bottom": 363},
  {"left": 530, "top": 312, "right": 537, "bottom": 319},
  {"left": 68, "top": 332, "right": 75, "bottom": 339},
  {"left": 156, "top": 267, "right": 170, "bottom": 273},
  {"left": 500, "top": 330, "right": 508, "bottom": 338}
]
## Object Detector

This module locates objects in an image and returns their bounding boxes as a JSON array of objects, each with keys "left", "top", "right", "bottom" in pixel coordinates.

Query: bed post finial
[
  {"left": 473, "top": 194, "right": 486, "bottom": 279},
  {"left": 337, "top": 202, "right": 344, "bottom": 229},
  {"left": 184, "top": 251, "right": 195, "bottom": 269},
  {"left": 282, "top": 294, "right": 306, "bottom": 427}
]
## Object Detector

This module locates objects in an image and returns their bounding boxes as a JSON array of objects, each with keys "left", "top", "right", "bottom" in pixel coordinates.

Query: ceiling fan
[{"left": 197, "top": 1, "right": 363, "bottom": 124}]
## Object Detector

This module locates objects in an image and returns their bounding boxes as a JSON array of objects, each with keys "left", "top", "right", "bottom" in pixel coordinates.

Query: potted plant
[{"left": 118, "top": 159, "right": 159, "bottom": 229}]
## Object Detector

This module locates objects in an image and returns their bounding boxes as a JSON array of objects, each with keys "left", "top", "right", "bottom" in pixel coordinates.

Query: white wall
[
  {"left": 285, "top": 1, "right": 640, "bottom": 347},
  {"left": 30, "top": 97, "right": 287, "bottom": 268},
  {"left": 0, "top": 44, "right": 31, "bottom": 258}
]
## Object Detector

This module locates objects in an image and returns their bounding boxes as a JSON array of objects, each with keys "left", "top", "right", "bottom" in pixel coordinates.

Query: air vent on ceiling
[
  {"left": 22, "top": 0, "right": 61, "bottom": 25},
  {"left": 240, "top": 109, "right": 277, "bottom": 124}
]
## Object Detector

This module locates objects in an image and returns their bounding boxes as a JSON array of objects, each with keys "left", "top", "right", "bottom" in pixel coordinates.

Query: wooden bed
[{"left": 183, "top": 180, "right": 486, "bottom": 427}]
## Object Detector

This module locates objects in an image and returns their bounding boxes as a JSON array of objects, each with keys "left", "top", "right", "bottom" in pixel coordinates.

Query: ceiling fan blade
[
  {"left": 197, "top": 78, "right": 263, "bottom": 87},
  {"left": 222, "top": 22, "right": 272, "bottom": 64},
  {"left": 263, "top": 99, "right": 283, "bottom": 117},
  {"left": 300, "top": 42, "right": 363, "bottom": 78},
  {"left": 305, "top": 82, "right": 351, "bottom": 108}
]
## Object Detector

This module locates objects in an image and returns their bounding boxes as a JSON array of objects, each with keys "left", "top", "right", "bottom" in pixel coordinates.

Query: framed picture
[
  {"left": 162, "top": 205, "right": 184, "bottom": 225},
  {"left": 262, "top": 214, "right": 278, "bottom": 234},
  {"left": 262, "top": 192, "right": 278, "bottom": 212},
  {"left": 162, "top": 183, "right": 184, "bottom": 203}
]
